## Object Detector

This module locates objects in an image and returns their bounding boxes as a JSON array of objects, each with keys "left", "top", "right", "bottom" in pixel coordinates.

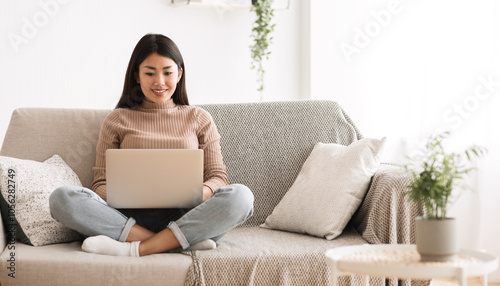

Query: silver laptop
[{"left": 106, "top": 149, "right": 203, "bottom": 209}]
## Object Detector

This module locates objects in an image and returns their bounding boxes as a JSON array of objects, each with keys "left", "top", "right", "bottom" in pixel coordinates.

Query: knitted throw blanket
[{"left": 182, "top": 101, "right": 423, "bottom": 285}]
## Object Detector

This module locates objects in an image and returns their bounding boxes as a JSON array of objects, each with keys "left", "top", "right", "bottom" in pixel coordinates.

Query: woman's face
[{"left": 135, "top": 53, "right": 183, "bottom": 104}]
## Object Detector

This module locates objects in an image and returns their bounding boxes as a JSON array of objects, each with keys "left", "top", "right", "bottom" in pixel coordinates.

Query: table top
[{"left": 325, "top": 244, "right": 499, "bottom": 280}]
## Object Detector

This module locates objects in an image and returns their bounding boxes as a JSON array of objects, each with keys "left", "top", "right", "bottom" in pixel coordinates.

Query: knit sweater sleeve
[
  {"left": 91, "top": 110, "right": 121, "bottom": 200},
  {"left": 196, "top": 108, "right": 229, "bottom": 192}
]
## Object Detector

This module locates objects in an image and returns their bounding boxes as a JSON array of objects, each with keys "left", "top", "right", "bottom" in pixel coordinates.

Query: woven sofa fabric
[
  {"left": 183, "top": 226, "right": 385, "bottom": 286},
  {"left": 352, "top": 164, "right": 427, "bottom": 286},
  {"left": 181, "top": 165, "right": 425, "bottom": 286},
  {"left": 199, "top": 100, "right": 362, "bottom": 227},
  {"left": 352, "top": 164, "right": 422, "bottom": 245}
]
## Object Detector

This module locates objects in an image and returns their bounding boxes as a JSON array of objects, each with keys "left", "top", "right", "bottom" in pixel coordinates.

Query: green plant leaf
[{"left": 400, "top": 132, "right": 487, "bottom": 219}]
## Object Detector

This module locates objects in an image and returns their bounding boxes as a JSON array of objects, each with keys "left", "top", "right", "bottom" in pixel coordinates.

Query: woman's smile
[{"left": 152, "top": 89, "right": 168, "bottom": 96}]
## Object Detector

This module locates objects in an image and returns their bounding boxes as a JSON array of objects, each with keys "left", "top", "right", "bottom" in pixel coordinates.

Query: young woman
[{"left": 49, "top": 34, "right": 254, "bottom": 257}]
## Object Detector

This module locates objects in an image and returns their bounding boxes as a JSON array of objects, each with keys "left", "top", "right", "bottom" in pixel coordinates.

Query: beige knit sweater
[{"left": 91, "top": 99, "right": 228, "bottom": 200}]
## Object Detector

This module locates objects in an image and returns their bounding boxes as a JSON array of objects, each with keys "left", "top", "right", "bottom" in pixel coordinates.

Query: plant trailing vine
[{"left": 250, "top": 0, "right": 275, "bottom": 100}]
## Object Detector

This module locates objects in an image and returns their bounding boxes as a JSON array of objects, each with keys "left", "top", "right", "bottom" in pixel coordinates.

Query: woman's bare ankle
[
  {"left": 126, "top": 225, "right": 155, "bottom": 242},
  {"left": 138, "top": 228, "right": 181, "bottom": 256}
]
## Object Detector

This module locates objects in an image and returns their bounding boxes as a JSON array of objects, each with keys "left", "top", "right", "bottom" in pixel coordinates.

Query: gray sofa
[{"left": 0, "top": 100, "right": 420, "bottom": 286}]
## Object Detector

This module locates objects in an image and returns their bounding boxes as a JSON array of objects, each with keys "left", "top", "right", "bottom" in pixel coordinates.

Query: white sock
[
  {"left": 186, "top": 239, "right": 216, "bottom": 251},
  {"left": 82, "top": 235, "right": 140, "bottom": 257}
]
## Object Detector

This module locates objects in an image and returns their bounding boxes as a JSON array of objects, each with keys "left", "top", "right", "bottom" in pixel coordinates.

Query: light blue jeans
[{"left": 49, "top": 184, "right": 254, "bottom": 249}]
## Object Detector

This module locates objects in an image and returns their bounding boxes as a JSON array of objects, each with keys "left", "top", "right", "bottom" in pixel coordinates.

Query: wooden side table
[{"left": 325, "top": 244, "right": 498, "bottom": 286}]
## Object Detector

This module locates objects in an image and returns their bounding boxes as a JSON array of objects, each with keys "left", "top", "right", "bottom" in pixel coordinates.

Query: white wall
[
  {"left": 309, "top": 0, "right": 500, "bottom": 281},
  {"left": 0, "top": 0, "right": 306, "bottom": 144}
]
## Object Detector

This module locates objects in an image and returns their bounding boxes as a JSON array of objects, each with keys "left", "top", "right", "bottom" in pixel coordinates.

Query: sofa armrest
[{"left": 351, "top": 164, "right": 422, "bottom": 244}]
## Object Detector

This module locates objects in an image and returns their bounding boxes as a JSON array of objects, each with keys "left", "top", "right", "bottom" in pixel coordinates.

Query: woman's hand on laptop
[{"left": 202, "top": 186, "right": 213, "bottom": 202}]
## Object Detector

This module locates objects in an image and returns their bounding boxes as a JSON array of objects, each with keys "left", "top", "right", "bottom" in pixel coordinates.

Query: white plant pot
[{"left": 415, "top": 217, "right": 458, "bottom": 262}]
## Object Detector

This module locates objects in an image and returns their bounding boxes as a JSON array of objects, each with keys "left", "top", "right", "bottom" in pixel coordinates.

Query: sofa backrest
[
  {"left": 0, "top": 108, "right": 108, "bottom": 188},
  {"left": 0, "top": 100, "right": 362, "bottom": 227}
]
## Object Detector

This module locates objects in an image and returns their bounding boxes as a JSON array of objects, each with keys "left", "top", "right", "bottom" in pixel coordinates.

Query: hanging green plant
[{"left": 250, "top": 0, "right": 275, "bottom": 100}]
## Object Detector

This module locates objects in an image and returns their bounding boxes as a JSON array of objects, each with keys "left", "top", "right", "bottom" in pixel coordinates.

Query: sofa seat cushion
[
  {"left": 0, "top": 241, "right": 192, "bottom": 286},
  {"left": 184, "top": 225, "right": 369, "bottom": 286}
]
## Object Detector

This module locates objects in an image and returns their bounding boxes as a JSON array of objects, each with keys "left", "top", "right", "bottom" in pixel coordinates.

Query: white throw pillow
[
  {"left": 0, "top": 155, "right": 83, "bottom": 246},
  {"left": 261, "top": 137, "right": 386, "bottom": 240}
]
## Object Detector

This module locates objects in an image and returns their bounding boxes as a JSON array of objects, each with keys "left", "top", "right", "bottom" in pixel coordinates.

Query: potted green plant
[
  {"left": 402, "top": 132, "right": 486, "bottom": 262},
  {"left": 250, "top": 0, "right": 275, "bottom": 101}
]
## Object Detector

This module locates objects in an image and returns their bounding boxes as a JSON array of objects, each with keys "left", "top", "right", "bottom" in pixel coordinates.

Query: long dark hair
[{"left": 116, "top": 34, "right": 188, "bottom": 108}]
